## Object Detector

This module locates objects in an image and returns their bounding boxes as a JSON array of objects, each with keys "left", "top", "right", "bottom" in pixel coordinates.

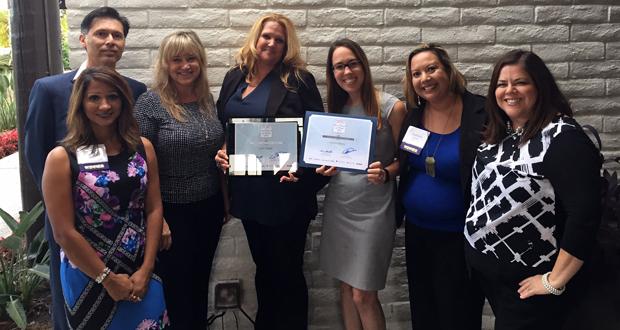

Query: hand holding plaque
[
  {"left": 300, "top": 112, "right": 376, "bottom": 172},
  {"left": 226, "top": 118, "right": 302, "bottom": 176}
]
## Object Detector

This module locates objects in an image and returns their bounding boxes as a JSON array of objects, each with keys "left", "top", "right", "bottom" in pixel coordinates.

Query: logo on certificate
[
  {"left": 333, "top": 120, "right": 346, "bottom": 134},
  {"left": 259, "top": 124, "right": 273, "bottom": 138}
]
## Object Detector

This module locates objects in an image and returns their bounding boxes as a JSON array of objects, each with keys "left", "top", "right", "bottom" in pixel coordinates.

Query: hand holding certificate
[{"left": 300, "top": 112, "right": 376, "bottom": 172}]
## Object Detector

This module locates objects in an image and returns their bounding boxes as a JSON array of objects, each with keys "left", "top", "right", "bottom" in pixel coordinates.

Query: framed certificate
[
  {"left": 226, "top": 117, "right": 303, "bottom": 176},
  {"left": 300, "top": 111, "right": 376, "bottom": 172}
]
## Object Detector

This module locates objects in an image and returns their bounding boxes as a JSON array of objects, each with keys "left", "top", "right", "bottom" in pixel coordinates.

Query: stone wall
[{"left": 65, "top": 1, "right": 619, "bottom": 329}]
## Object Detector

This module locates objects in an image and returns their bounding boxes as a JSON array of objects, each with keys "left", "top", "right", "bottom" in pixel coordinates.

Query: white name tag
[
  {"left": 76, "top": 144, "right": 109, "bottom": 171},
  {"left": 400, "top": 126, "right": 430, "bottom": 155}
]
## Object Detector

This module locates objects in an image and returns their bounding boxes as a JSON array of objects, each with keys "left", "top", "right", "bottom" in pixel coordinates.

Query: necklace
[
  {"left": 187, "top": 102, "right": 210, "bottom": 143},
  {"left": 506, "top": 121, "right": 524, "bottom": 136},
  {"left": 424, "top": 104, "right": 456, "bottom": 178}
]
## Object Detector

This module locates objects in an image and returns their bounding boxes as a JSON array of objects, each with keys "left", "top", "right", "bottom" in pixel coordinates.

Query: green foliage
[
  {"left": 0, "top": 202, "right": 49, "bottom": 329},
  {"left": 60, "top": 10, "right": 70, "bottom": 70},
  {"left": 0, "top": 67, "right": 16, "bottom": 132},
  {"left": 0, "top": 11, "right": 9, "bottom": 49},
  {"left": 6, "top": 298, "right": 26, "bottom": 329}
]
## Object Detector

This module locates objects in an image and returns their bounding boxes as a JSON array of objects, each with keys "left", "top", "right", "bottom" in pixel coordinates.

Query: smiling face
[
  {"left": 409, "top": 51, "right": 451, "bottom": 104},
  {"left": 255, "top": 21, "right": 286, "bottom": 67},
  {"left": 83, "top": 79, "right": 122, "bottom": 129},
  {"left": 168, "top": 52, "right": 201, "bottom": 89},
  {"left": 331, "top": 46, "right": 365, "bottom": 96},
  {"left": 495, "top": 64, "right": 538, "bottom": 128},
  {"left": 80, "top": 18, "right": 126, "bottom": 68}
]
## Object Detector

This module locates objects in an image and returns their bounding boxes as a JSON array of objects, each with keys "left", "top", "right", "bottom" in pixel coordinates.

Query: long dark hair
[
  {"left": 62, "top": 67, "right": 141, "bottom": 152},
  {"left": 326, "top": 38, "right": 381, "bottom": 128},
  {"left": 403, "top": 43, "right": 466, "bottom": 109},
  {"left": 483, "top": 49, "right": 573, "bottom": 144}
]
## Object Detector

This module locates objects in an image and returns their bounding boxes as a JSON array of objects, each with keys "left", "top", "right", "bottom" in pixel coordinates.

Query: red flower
[{"left": 0, "top": 129, "right": 18, "bottom": 160}]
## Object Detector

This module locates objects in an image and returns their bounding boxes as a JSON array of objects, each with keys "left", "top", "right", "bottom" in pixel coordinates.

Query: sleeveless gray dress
[{"left": 319, "top": 92, "right": 398, "bottom": 290}]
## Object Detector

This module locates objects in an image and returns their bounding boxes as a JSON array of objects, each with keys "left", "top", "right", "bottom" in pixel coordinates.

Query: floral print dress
[{"left": 60, "top": 145, "right": 169, "bottom": 330}]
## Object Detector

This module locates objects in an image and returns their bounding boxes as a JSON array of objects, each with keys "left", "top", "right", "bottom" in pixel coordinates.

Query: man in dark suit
[{"left": 24, "top": 7, "right": 146, "bottom": 329}]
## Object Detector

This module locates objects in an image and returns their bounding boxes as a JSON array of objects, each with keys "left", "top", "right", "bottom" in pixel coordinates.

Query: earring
[
  {"left": 416, "top": 95, "right": 421, "bottom": 106},
  {"left": 506, "top": 121, "right": 513, "bottom": 134}
]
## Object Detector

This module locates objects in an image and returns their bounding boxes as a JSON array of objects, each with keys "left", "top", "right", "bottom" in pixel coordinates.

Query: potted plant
[{"left": 0, "top": 202, "right": 49, "bottom": 329}]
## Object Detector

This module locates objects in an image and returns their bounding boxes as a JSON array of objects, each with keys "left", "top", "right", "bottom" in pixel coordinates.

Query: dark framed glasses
[{"left": 332, "top": 60, "right": 362, "bottom": 72}]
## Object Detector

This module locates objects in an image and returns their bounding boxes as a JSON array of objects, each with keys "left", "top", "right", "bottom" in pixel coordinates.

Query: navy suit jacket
[{"left": 24, "top": 70, "right": 146, "bottom": 190}]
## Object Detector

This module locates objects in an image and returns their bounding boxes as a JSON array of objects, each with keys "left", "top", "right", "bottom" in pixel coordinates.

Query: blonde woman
[
  {"left": 214, "top": 14, "right": 326, "bottom": 329},
  {"left": 134, "top": 31, "right": 225, "bottom": 329}
]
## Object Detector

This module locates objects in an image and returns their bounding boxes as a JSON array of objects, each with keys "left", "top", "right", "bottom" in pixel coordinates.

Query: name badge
[
  {"left": 400, "top": 126, "right": 430, "bottom": 155},
  {"left": 76, "top": 144, "right": 109, "bottom": 171}
]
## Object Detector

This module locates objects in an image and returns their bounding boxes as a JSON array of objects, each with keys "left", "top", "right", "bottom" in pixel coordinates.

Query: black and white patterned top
[
  {"left": 465, "top": 116, "right": 601, "bottom": 269},
  {"left": 134, "top": 90, "right": 224, "bottom": 203}
]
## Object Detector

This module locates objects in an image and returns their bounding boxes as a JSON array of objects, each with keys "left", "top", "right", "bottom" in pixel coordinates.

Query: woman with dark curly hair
[{"left": 465, "top": 49, "right": 601, "bottom": 330}]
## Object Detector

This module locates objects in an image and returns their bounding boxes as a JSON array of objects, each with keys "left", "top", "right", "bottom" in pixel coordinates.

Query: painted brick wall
[{"left": 65, "top": 1, "right": 619, "bottom": 329}]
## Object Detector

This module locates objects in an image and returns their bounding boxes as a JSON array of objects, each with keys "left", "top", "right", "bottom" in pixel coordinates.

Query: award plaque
[
  {"left": 226, "top": 117, "right": 303, "bottom": 176},
  {"left": 300, "top": 111, "right": 376, "bottom": 172}
]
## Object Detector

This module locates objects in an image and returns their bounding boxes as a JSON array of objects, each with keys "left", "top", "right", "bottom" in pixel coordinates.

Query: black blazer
[
  {"left": 396, "top": 90, "right": 487, "bottom": 226},
  {"left": 216, "top": 66, "right": 328, "bottom": 225}
]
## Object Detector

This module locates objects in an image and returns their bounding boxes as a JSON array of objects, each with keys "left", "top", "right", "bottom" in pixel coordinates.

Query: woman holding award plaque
[
  {"left": 134, "top": 31, "right": 225, "bottom": 329},
  {"left": 214, "top": 13, "right": 325, "bottom": 329},
  {"left": 397, "top": 43, "right": 486, "bottom": 330},
  {"left": 316, "top": 38, "right": 406, "bottom": 330}
]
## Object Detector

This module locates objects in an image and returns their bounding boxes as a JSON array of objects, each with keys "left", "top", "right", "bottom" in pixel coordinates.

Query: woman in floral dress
[{"left": 42, "top": 67, "right": 169, "bottom": 329}]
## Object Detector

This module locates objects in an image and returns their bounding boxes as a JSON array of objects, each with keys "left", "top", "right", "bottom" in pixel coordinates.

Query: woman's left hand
[
  {"left": 159, "top": 218, "right": 172, "bottom": 251},
  {"left": 280, "top": 171, "right": 299, "bottom": 183},
  {"left": 517, "top": 274, "right": 548, "bottom": 299},
  {"left": 129, "top": 268, "right": 151, "bottom": 303},
  {"left": 367, "top": 161, "right": 385, "bottom": 185}
]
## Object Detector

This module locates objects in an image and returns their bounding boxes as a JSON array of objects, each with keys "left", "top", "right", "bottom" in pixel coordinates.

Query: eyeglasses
[{"left": 332, "top": 60, "right": 362, "bottom": 72}]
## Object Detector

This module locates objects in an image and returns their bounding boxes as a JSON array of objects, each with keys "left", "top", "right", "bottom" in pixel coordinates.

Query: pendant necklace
[
  {"left": 424, "top": 103, "right": 456, "bottom": 178},
  {"left": 188, "top": 102, "right": 210, "bottom": 143}
]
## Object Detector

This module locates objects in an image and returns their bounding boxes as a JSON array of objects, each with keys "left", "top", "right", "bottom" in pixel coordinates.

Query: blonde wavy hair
[
  {"left": 235, "top": 13, "right": 306, "bottom": 89},
  {"left": 153, "top": 30, "right": 215, "bottom": 121}
]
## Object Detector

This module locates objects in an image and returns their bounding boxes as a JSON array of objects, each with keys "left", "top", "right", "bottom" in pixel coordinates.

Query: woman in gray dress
[{"left": 317, "top": 38, "right": 406, "bottom": 330}]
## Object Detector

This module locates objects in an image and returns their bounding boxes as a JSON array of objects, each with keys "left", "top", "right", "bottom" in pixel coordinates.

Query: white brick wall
[{"left": 65, "top": 1, "right": 619, "bottom": 329}]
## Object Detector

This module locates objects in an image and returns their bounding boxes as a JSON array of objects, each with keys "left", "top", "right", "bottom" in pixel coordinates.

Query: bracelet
[
  {"left": 95, "top": 267, "right": 111, "bottom": 284},
  {"left": 382, "top": 168, "right": 390, "bottom": 184},
  {"left": 542, "top": 272, "right": 565, "bottom": 295}
]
